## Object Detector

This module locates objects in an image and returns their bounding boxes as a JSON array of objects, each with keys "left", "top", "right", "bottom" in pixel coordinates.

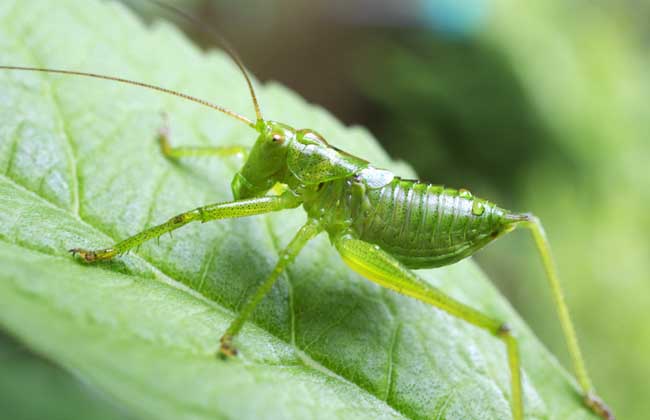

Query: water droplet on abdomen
[{"left": 472, "top": 201, "right": 485, "bottom": 216}]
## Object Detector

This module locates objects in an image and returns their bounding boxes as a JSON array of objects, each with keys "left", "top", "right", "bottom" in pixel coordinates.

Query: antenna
[
  {"left": 0, "top": 66, "right": 255, "bottom": 128},
  {"left": 146, "top": 0, "right": 264, "bottom": 123}
]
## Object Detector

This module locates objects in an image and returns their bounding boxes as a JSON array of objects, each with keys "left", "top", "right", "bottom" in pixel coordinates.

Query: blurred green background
[{"left": 3, "top": 0, "right": 648, "bottom": 418}]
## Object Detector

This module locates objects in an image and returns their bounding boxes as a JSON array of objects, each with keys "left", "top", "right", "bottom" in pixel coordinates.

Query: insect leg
[
  {"left": 158, "top": 113, "right": 247, "bottom": 159},
  {"left": 335, "top": 235, "right": 523, "bottom": 420},
  {"left": 520, "top": 215, "right": 613, "bottom": 419},
  {"left": 70, "top": 192, "right": 301, "bottom": 262},
  {"left": 219, "top": 218, "right": 322, "bottom": 357}
]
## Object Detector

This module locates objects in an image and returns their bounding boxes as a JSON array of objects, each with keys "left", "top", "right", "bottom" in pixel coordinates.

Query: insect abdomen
[{"left": 355, "top": 179, "right": 514, "bottom": 269}]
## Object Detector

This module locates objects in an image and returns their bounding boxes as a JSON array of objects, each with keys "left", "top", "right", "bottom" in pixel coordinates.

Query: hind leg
[{"left": 335, "top": 235, "right": 523, "bottom": 420}]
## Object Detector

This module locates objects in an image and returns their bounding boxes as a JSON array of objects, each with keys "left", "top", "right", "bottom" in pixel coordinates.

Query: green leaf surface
[
  {"left": 0, "top": 1, "right": 599, "bottom": 419},
  {"left": 0, "top": 331, "right": 141, "bottom": 420}
]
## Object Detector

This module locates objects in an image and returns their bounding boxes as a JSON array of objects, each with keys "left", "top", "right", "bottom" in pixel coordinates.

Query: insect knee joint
[
  {"left": 170, "top": 213, "right": 192, "bottom": 226},
  {"left": 497, "top": 322, "right": 512, "bottom": 337}
]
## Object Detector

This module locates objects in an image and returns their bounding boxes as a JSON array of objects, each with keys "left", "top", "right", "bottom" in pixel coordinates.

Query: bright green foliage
[{"left": 0, "top": 1, "right": 602, "bottom": 419}]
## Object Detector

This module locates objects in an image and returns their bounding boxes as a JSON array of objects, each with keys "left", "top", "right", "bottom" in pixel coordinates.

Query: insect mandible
[{"left": 0, "top": 1, "right": 614, "bottom": 419}]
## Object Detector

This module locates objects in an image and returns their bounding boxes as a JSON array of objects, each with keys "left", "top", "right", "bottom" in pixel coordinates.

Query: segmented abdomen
[{"left": 354, "top": 178, "right": 510, "bottom": 268}]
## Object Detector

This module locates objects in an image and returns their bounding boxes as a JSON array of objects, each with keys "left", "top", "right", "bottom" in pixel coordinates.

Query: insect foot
[
  {"left": 157, "top": 112, "right": 173, "bottom": 158},
  {"left": 69, "top": 247, "right": 117, "bottom": 263},
  {"left": 585, "top": 392, "right": 615, "bottom": 420},
  {"left": 218, "top": 334, "right": 238, "bottom": 359}
]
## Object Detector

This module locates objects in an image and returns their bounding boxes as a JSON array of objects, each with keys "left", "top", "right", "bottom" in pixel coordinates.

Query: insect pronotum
[{"left": 0, "top": 1, "right": 614, "bottom": 419}]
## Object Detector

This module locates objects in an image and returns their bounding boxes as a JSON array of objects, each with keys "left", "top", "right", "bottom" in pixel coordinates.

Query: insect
[{"left": 0, "top": 1, "right": 614, "bottom": 419}]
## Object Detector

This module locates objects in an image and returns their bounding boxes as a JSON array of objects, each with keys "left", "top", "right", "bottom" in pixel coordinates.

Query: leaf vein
[{"left": 8, "top": 15, "right": 81, "bottom": 216}]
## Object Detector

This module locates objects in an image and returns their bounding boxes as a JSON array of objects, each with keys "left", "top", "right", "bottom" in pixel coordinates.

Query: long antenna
[
  {"left": 0, "top": 66, "right": 255, "bottom": 128},
  {"left": 146, "top": 0, "right": 264, "bottom": 123}
]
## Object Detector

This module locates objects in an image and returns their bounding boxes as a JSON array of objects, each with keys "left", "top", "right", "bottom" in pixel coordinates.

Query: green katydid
[{"left": 0, "top": 2, "right": 614, "bottom": 419}]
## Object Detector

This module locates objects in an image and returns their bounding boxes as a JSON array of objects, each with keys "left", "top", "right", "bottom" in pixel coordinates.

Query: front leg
[
  {"left": 70, "top": 193, "right": 301, "bottom": 262},
  {"left": 158, "top": 113, "right": 247, "bottom": 160}
]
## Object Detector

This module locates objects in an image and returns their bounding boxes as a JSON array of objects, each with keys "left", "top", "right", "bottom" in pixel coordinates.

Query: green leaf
[
  {"left": 0, "top": 1, "right": 599, "bottom": 419},
  {"left": 0, "top": 331, "right": 141, "bottom": 420}
]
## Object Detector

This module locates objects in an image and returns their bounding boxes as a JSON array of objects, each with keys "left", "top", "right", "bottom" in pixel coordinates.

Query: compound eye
[{"left": 272, "top": 133, "right": 285, "bottom": 144}]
